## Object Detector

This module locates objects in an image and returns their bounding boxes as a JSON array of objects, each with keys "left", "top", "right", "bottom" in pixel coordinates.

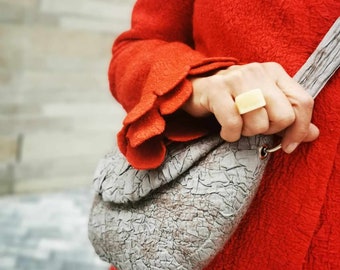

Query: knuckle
[
  {"left": 219, "top": 115, "right": 243, "bottom": 142},
  {"left": 224, "top": 63, "right": 266, "bottom": 89},
  {"left": 263, "top": 62, "right": 287, "bottom": 79},
  {"left": 258, "top": 124, "right": 270, "bottom": 133},
  {"left": 225, "top": 64, "right": 241, "bottom": 72},
  {"left": 299, "top": 94, "right": 314, "bottom": 109},
  {"left": 241, "top": 128, "right": 252, "bottom": 136},
  {"left": 244, "top": 62, "right": 265, "bottom": 75},
  {"left": 272, "top": 111, "right": 295, "bottom": 128},
  {"left": 241, "top": 128, "right": 255, "bottom": 137},
  {"left": 294, "top": 128, "right": 310, "bottom": 141},
  {"left": 242, "top": 123, "right": 269, "bottom": 137},
  {"left": 220, "top": 125, "right": 241, "bottom": 142},
  {"left": 223, "top": 69, "right": 244, "bottom": 87},
  {"left": 206, "top": 86, "right": 220, "bottom": 101},
  {"left": 221, "top": 133, "right": 240, "bottom": 142},
  {"left": 224, "top": 116, "right": 242, "bottom": 131},
  {"left": 264, "top": 61, "right": 283, "bottom": 72},
  {"left": 269, "top": 61, "right": 283, "bottom": 69}
]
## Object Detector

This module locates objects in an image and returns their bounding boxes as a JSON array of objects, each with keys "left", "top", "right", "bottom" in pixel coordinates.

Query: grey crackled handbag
[
  {"left": 90, "top": 135, "right": 272, "bottom": 270},
  {"left": 88, "top": 18, "right": 340, "bottom": 270}
]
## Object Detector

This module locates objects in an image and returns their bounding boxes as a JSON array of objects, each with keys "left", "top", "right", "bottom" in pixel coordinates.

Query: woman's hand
[{"left": 182, "top": 62, "right": 319, "bottom": 153}]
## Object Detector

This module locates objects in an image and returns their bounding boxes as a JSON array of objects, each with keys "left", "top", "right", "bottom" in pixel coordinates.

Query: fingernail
[{"left": 285, "top": 143, "right": 299, "bottom": 154}]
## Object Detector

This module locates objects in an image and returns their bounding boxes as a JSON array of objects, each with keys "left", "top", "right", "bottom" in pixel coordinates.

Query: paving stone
[
  {"left": 0, "top": 70, "right": 20, "bottom": 96},
  {"left": 0, "top": 134, "right": 21, "bottom": 162},
  {"left": 0, "top": 3, "right": 26, "bottom": 23},
  {"left": 0, "top": 102, "right": 42, "bottom": 115},
  {"left": 0, "top": 70, "right": 12, "bottom": 85},
  {"left": 0, "top": 0, "right": 39, "bottom": 24},
  {"left": 0, "top": 0, "right": 132, "bottom": 195},
  {"left": 0, "top": 115, "right": 74, "bottom": 134},
  {"left": 15, "top": 71, "right": 110, "bottom": 95},
  {"left": 0, "top": 163, "right": 15, "bottom": 195},
  {"left": 0, "top": 188, "right": 109, "bottom": 270},
  {"left": 61, "top": 261, "right": 103, "bottom": 270},
  {"left": 0, "top": 0, "right": 39, "bottom": 8},
  {"left": 40, "top": 0, "right": 134, "bottom": 21},
  {"left": 0, "top": 25, "right": 114, "bottom": 72},
  {"left": 14, "top": 176, "right": 93, "bottom": 194},
  {"left": 0, "top": 27, "right": 24, "bottom": 72},
  {"left": 16, "top": 255, "right": 50, "bottom": 270},
  {"left": 20, "top": 131, "right": 116, "bottom": 161},
  {"left": 0, "top": 256, "right": 16, "bottom": 269},
  {"left": 59, "top": 16, "right": 129, "bottom": 34}
]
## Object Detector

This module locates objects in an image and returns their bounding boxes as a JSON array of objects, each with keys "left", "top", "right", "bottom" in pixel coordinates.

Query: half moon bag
[{"left": 88, "top": 18, "right": 340, "bottom": 270}]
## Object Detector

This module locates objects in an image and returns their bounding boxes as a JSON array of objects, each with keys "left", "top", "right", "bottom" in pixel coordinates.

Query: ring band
[{"left": 235, "top": 88, "right": 266, "bottom": 114}]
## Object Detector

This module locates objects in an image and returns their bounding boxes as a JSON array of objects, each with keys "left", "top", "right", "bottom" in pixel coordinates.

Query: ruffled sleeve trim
[{"left": 118, "top": 49, "right": 239, "bottom": 169}]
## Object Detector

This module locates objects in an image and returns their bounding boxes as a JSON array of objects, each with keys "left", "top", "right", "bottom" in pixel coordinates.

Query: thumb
[
  {"left": 281, "top": 123, "right": 319, "bottom": 154},
  {"left": 302, "top": 123, "right": 320, "bottom": 142}
]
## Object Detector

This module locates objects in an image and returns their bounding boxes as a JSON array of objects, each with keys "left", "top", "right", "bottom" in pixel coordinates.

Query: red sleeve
[{"left": 109, "top": 0, "right": 239, "bottom": 169}]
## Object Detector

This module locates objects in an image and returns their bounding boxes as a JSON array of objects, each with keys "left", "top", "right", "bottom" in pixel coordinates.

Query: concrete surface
[{"left": 0, "top": 0, "right": 135, "bottom": 194}]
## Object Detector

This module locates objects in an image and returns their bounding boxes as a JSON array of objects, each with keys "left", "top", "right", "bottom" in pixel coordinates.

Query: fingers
[
  {"left": 184, "top": 75, "right": 244, "bottom": 142},
  {"left": 271, "top": 63, "right": 317, "bottom": 152},
  {"left": 226, "top": 63, "right": 298, "bottom": 138},
  {"left": 184, "top": 62, "right": 319, "bottom": 152},
  {"left": 261, "top": 84, "right": 296, "bottom": 135},
  {"left": 208, "top": 87, "right": 243, "bottom": 142},
  {"left": 303, "top": 124, "right": 320, "bottom": 142},
  {"left": 241, "top": 108, "right": 269, "bottom": 136}
]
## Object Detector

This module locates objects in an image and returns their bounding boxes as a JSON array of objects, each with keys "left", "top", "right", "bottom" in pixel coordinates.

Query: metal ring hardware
[{"left": 258, "top": 143, "right": 282, "bottom": 159}]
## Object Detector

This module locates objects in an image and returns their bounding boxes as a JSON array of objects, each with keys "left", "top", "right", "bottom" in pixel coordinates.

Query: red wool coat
[{"left": 108, "top": 0, "right": 340, "bottom": 269}]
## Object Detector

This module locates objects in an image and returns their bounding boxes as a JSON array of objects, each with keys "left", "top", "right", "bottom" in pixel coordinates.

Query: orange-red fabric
[{"left": 108, "top": 0, "right": 340, "bottom": 269}]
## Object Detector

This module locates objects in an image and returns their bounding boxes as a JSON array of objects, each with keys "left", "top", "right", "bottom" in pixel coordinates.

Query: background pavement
[
  {"left": 0, "top": 0, "right": 136, "bottom": 269},
  {"left": 1, "top": 0, "right": 135, "bottom": 194},
  {"left": 0, "top": 188, "right": 109, "bottom": 270}
]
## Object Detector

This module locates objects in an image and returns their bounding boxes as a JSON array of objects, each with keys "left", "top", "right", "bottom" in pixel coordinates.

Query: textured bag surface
[{"left": 88, "top": 134, "right": 273, "bottom": 269}]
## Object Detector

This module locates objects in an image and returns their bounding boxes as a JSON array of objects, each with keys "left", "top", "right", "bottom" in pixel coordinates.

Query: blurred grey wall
[{"left": 0, "top": 0, "right": 135, "bottom": 195}]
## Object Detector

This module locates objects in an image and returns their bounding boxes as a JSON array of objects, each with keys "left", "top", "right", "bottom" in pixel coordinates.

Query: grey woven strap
[
  {"left": 294, "top": 17, "right": 340, "bottom": 98},
  {"left": 262, "top": 17, "right": 340, "bottom": 155}
]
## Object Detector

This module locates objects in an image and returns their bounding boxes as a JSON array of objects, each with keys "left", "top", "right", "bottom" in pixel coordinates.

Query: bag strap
[
  {"left": 261, "top": 17, "right": 340, "bottom": 157},
  {"left": 295, "top": 17, "right": 340, "bottom": 98}
]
